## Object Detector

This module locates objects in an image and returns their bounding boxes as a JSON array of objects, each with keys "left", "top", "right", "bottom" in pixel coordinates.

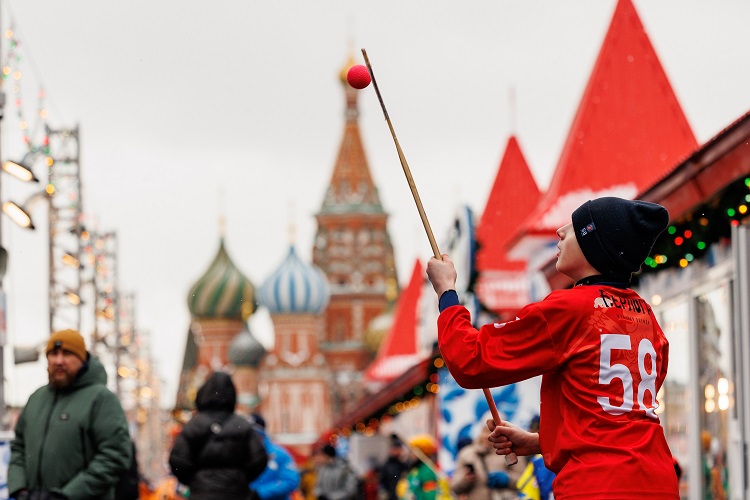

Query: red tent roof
[
  {"left": 476, "top": 136, "right": 542, "bottom": 271},
  {"left": 475, "top": 136, "right": 543, "bottom": 314},
  {"left": 364, "top": 259, "right": 424, "bottom": 383},
  {"left": 509, "top": 0, "right": 698, "bottom": 259}
]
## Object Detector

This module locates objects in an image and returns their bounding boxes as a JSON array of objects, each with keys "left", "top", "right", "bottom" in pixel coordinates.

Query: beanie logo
[{"left": 580, "top": 222, "right": 596, "bottom": 237}]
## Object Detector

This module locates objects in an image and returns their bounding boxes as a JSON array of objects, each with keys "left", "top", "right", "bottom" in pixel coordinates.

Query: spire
[
  {"left": 287, "top": 200, "right": 296, "bottom": 245},
  {"left": 218, "top": 188, "right": 226, "bottom": 238},
  {"left": 510, "top": 0, "right": 698, "bottom": 254},
  {"left": 339, "top": 53, "right": 361, "bottom": 122},
  {"left": 320, "top": 54, "right": 384, "bottom": 215}
]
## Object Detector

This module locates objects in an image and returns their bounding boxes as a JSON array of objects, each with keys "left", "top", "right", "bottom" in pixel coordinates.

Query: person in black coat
[
  {"left": 378, "top": 436, "right": 408, "bottom": 500},
  {"left": 169, "top": 372, "right": 268, "bottom": 500}
]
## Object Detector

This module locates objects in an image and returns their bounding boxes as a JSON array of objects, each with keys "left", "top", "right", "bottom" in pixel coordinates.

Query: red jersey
[{"left": 437, "top": 284, "right": 678, "bottom": 499}]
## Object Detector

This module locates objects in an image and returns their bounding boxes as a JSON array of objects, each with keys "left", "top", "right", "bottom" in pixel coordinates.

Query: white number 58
[{"left": 597, "top": 334, "right": 658, "bottom": 418}]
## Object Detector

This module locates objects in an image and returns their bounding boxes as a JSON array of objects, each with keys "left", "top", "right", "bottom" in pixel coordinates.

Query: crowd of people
[
  {"left": 164, "top": 372, "right": 552, "bottom": 500},
  {"left": 4, "top": 325, "right": 551, "bottom": 500},
  {"left": 6, "top": 197, "right": 678, "bottom": 499}
]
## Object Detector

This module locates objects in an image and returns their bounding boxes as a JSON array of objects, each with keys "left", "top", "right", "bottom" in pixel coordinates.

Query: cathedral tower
[{"left": 312, "top": 55, "right": 399, "bottom": 414}]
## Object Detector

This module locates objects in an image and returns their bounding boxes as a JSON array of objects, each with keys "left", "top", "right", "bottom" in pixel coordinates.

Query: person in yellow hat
[
  {"left": 8, "top": 329, "right": 132, "bottom": 499},
  {"left": 403, "top": 435, "right": 452, "bottom": 500}
]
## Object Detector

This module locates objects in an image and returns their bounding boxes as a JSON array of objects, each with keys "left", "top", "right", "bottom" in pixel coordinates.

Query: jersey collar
[{"left": 574, "top": 275, "right": 629, "bottom": 289}]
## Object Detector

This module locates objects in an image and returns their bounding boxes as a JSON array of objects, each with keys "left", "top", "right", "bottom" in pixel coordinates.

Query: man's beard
[{"left": 49, "top": 368, "right": 76, "bottom": 388}]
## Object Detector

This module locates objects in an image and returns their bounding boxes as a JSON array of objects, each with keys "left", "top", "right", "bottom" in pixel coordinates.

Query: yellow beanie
[
  {"left": 46, "top": 329, "right": 87, "bottom": 362},
  {"left": 408, "top": 434, "right": 438, "bottom": 456}
]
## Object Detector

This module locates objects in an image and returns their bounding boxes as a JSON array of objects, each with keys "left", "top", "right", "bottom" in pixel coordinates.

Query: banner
[{"left": 436, "top": 368, "right": 541, "bottom": 475}]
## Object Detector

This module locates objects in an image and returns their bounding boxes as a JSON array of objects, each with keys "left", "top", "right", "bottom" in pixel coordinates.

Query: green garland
[{"left": 640, "top": 176, "right": 750, "bottom": 274}]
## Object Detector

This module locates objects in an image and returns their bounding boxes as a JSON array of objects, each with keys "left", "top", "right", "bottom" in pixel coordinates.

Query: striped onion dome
[
  {"left": 258, "top": 245, "right": 330, "bottom": 315},
  {"left": 188, "top": 239, "right": 257, "bottom": 320},
  {"left": 228, "top": 328, "right": 266, "bottom": 367}
]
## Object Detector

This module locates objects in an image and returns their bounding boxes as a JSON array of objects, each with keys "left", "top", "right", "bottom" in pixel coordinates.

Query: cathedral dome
[
  {"left": 188, "top": 239, "right": 257, "bottom": 320},
  {"left": 258, "top": 245, "right": 330, "bottom": 315},
  {"left": 228, "top": 328, "right": 266, "bottom": 367}
]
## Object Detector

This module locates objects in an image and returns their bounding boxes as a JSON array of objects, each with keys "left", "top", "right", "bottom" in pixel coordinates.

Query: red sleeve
[{"left": 437, "top": 303, "right": 559, "bottom": 389}]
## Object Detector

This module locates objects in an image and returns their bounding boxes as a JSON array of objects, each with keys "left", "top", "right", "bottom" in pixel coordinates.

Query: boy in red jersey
[{"left": 426, "top": 197, "right": 677, "bottom": 499}]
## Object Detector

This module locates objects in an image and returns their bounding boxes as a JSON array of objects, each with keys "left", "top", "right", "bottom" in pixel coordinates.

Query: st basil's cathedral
[{"left": 175, "top": 55, "right": 399, "bottom": 458}]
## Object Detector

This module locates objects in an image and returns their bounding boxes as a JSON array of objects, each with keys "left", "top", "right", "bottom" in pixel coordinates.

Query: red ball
[{"left": 346, "top": 65, "right": 371, "bottom": 89}]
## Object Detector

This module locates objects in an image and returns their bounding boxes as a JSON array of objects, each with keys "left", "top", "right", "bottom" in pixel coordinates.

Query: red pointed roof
[
  {"left": 509, "top": 0, "right": 698, "bottom": 258},
  {"left": 475, "top": 136, "right": 542, "bottom": 271},
  {"left": 364, "top": 259, "right": 424, "bottom": 383},
  {"left": 475, "top": 136, "right": 543, "bottom": 315}
]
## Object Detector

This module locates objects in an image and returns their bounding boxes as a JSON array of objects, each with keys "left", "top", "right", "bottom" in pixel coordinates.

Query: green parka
[{"left": 8, "top": 355, "right": 132, "bottom": 500}]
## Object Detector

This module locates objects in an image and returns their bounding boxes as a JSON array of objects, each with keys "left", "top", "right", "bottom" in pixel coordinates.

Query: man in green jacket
[{"left": 8, "top": 329, "right": 132, "bottom": 500}]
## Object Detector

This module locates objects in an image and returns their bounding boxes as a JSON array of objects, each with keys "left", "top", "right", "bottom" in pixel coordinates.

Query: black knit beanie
[{"left": 572, "top": 197, "right": 669, "bottom": 282}]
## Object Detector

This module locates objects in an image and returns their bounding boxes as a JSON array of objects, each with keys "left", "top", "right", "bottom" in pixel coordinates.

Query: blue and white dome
[{"left": 259, "top": 245, "right": 330, "bottom": 315}]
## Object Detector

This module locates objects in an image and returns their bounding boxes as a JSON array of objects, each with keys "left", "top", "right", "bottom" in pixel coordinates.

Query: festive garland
[
  {"left": 2, "top": 25, "right": 49, "bottom": 153},
  {"left": 641, "top": 175, "right": 750, "bottom": 274}
]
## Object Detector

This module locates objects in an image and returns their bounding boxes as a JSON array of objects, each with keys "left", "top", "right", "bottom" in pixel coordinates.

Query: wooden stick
[
  {"left": 484, "top": 389, "right": 517, "bottom": 465},
  {"left": 360, "top": 48, "right": 517, "bottom": 466},
  {"left": 360, "top": 49, "right": 440, "bottom": 260}
]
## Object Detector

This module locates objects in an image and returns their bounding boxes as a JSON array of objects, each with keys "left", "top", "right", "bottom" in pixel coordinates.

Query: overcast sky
[{"left": 2, "top": 0, "right": 749, "bottom": 408}]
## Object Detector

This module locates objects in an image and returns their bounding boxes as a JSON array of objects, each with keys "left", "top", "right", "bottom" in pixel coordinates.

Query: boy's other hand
[{"left": 486, "top": 418, "right": 541, "bottom": 457}]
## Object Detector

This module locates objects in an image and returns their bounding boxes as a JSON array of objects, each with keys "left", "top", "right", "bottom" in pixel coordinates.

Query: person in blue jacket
[{"left": 249, "top": 413, "right": 301, "bottom": 500}]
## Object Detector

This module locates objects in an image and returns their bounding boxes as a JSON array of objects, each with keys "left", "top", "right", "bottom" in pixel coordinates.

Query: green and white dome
[{"left": 188, "top": 239, "right": 257, "bottom": 320}]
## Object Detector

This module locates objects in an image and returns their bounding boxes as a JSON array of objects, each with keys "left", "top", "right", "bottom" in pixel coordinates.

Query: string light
[
  {"left": 325, "top": 357, "right": 447, "bottom": 439},
  {"left": 2, "top": 23, "right": 50, "bottom": 153},
  {"left": 641, "top": 176, "right": 749, "bottom": 274}
]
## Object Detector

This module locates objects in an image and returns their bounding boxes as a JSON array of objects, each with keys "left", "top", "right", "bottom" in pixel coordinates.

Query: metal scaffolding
[
  {"left": 46, "top": 124, "right": 84, "bottom": 335},
  {"left": 88, "top": 230, "right": 123, "bottom": 393}
]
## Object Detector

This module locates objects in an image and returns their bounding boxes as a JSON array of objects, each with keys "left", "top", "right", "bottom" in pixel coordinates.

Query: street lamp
[
  {"left": 0, "top": 152, "right": 45, "bottom": 431},
  {"left": 1, "top": 189, "right": 48, "bottom": 230},
  {"left": 2, "top": 200, "right": 33, "bottom": 229},
  {"left": 2, "top": 153, "right": 41, "bottom": 183}
]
